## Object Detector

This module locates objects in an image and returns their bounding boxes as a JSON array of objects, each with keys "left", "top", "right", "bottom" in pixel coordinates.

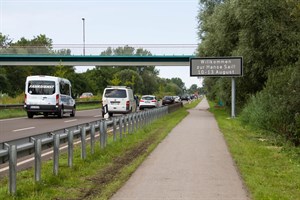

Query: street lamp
[{"left": 82, "top": 18, "right": 85, "bottom": 55}]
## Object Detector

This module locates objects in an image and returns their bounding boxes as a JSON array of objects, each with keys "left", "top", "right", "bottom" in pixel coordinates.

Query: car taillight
[
  {"left": 56, "top": 94, "right": 59, "bottom": 105},
  {"left": 126, "top": 101, "right": 130, "bottom": 110},
  {"left": 24, "top": 94, "right": 27, "bottom": 104},
  {"left": 151, "top": 100, "right": 157, "bottom": 102},
  {"left": 140, "top": 99, "right": 144, "bottom": 102}
]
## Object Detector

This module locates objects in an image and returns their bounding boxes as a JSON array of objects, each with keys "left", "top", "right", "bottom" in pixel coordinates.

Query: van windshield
[
  {"left": 105, "top": 89, "right": 127, "bottom": 98},
  {"left": 28, "top": 81, "right": 55, "bottom": 95}
]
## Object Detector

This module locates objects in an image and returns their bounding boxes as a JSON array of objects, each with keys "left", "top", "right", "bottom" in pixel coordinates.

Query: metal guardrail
[
  {"left": 0, "top": 100, "right": 102, "bottom": 110},
  {"left": 0, "top": 105, "right": 174, "bottom": 195}
]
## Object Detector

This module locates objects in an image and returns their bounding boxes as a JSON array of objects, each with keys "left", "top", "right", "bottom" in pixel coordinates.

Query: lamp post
[{"left": 82, "top": 18, "right": 85, "bottom": 55}]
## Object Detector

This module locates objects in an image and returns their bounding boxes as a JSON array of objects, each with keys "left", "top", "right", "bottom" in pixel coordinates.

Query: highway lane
[{"left": 0, "top": 109, "right": 102, "bottom": 142}]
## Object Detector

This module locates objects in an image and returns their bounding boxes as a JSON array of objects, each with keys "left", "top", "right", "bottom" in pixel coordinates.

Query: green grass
[
  {"left": 0, "top": 104, "right": 101, "bottom": 119},
  {"left": 0, "top": 99, "right": 201, "bottom": 199},
  {"left": 208, "top": 101, "right": 300, "bottom": 200}
]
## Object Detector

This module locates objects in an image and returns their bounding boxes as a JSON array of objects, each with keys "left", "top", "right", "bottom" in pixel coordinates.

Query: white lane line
[
  {"left": 94, "top": 115, "right": 102, "bottom": 118},
  {"left": 64, "top": 119, "right": 77, "bottom": 123},
  {"left": 12, "top": 127, "right": 35, "bottom": 132},
  {"left": 0, "top": 117, "right": 27, "bottom": 122}
]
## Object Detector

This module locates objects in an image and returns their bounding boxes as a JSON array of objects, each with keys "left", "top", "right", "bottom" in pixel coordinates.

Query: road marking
[
  {"left": 64, "top": 119, "right": 77, "bottom": 123},
  {"left": 0, "top": 117, "right": 27, "bottom": 122},
  {"left": 94, "top": 115, "right": 102, "bottom": 118},
  {"left": 12, "top": 127, "right": 35, "bottom": 132}
]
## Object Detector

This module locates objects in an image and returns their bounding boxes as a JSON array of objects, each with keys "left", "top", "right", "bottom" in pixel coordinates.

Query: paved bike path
[{"left": 111, "top": 98, "right": 249, "bottom": 200}]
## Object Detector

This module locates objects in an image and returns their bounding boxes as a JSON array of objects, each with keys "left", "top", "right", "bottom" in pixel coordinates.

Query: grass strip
[
  {"left": 0, "top": 104, "right": 101, "bottom": 119},
  {"left": 208, "top": 101, "right": 300, "bottom": 200},
  {"left": 0, "top": 100, "right": 201, "bottom": 199}
]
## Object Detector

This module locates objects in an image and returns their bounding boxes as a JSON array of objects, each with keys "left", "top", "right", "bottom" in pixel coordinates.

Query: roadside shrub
[
  {"left": 241, "top": 65, "right": 300, "bottom": 145},
  {"left": 0, "top": 93, "right": 24, "bottom": 104}
]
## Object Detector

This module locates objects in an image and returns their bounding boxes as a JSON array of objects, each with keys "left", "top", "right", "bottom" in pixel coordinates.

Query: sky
[{"left": 0, "top": 0, "right": 202, "bottom": 88}]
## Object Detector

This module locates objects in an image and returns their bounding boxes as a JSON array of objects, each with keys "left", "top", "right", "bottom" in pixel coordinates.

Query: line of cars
[{"left": 24, "top": 75, "right": 185, "bottom": 119}]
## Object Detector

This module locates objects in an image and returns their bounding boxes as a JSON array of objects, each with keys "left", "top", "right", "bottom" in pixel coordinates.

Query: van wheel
[
  {"left": 27, "top": 112, "right": 34, "bottom": 118},
  {"left": 70, "top": 109, "right": 75, "bottom": 117},
  {"left": 58, "top": 108, "right": 64, "bottom": 118}
]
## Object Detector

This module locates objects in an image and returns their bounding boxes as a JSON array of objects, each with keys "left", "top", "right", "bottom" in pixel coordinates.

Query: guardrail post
[
  {"left": 90, "top": 124, "right": 95, "bottom": 154},
  {"left": 136, "top": 113, "right": 139, "bottom": 131},
  {"left": 119, "top": 117, "right": 123, "bottom": 139},
  {"left": 113, "top": 117, "right": 117, "bottom": 141},
  {"left": 132, "top": 114, "right": 135, "bottom": 133},
  {"left": 104, "top": 120, "right": 107, "bottom": 147},
  {"left": 7, "top": 144, "right": 17, "bottom": 195},
  {"left": 142, "top": 112, "right": 146, "bottom": 127},
  {"left": 123, "top": 116, "right": 127, "bottom": 137},
  {"left": 67, "top": 130, "right": 73, "bottom": 167},
  {"left": 34, "top": 139, "right": 42, "bottom": 182},
  {"left": 53, "top": 133, "right": 60, "bottom": 176},
  {"left": 127, "top": 114, "right": 131, "bottom": 134},
  {"left": 81, "top": 126, "right": 86, "bottom": 159},
  {"left": 100, "top": 120, "right": 105, "bottom": 148}
]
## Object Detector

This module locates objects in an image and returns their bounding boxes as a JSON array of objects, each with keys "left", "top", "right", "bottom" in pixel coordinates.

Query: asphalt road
[
  {"left": 110, "top": 98, "right": 249, "bottom": 200},
  {"left": 0, "top": 109, "right": 102, "bottom": 142}
]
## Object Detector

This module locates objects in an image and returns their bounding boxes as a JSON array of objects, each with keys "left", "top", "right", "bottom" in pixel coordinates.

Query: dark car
[
  {"left": 181, "top": 95, "right": 190, "bottom": 101},
  {"left": 162, "top": 96, "right": 174, "bottom": 105}
]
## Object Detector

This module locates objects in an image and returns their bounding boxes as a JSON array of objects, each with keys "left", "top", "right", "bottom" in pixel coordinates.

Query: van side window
[{"left": 60, "top": 81, "right": 70, "bottom": 95}]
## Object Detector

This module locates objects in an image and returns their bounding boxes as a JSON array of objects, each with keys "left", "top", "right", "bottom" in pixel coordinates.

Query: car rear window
[
  {"left": 104, "top": 89, "right": 127, "bottom": 98},
  {"left": 28, "top": 81, "right": 55, "bottom": 95},
  {"left": 142, "top": 96, "right": 154, "bottom": 100}
]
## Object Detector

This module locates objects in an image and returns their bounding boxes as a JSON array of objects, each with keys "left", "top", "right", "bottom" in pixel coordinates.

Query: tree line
[
  {"left": 198, "top": 0, "right": 300, "bottom": 144},
  {"left": 0, "top": 33, "right": 202, "bottom": 99}
]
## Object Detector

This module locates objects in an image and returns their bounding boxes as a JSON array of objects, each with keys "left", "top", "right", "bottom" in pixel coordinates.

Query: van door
[
  {"left": 104, "top": 89, "right": 129, "bottom": 112},
  {"left": 59, "top": 81, "right": 73, "bottom": 111},
  {"left": 27, "top": 80, "right": 56, "bottom": 106}
]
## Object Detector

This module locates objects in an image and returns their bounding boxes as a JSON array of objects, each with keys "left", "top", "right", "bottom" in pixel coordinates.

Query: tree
[
  {"left": 170, "top": 77, "right": 186, "bottom": 92},
  {"left": 0, "top": 33, "right": 12, "bottom": 48},
  {"left": 198, "top": 0, "right": 300, "bottom": 109},
  {"left": 110, "top": 69, "right": 143, "bottom": 94}
]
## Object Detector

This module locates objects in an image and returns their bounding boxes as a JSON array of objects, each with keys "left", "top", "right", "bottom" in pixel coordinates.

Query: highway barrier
[{"left": 0, "top": 106, "right": 172, "bottom": 195}]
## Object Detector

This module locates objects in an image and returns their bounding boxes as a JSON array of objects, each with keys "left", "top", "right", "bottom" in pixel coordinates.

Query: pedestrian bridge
[{"left": 0, "top": 55, "right": 193, "bottom": 66}]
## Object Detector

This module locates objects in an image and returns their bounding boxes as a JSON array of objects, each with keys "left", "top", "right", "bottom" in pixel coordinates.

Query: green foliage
[
  {"left": 241, "top": 65, "right": 300, "bottom": 145},
  {"left": 198, "top": 0, "right": 300, "bottom": 142},
  {"left": 110, "top": 69, "right": 143, "bottom": 93}
]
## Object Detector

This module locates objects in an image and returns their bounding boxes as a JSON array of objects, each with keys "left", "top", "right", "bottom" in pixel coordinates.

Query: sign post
[
  {"left": 190, "top": 57, "right": 243, "bottom": 118},
  {"left": 102, "top": 104, "right": 109, "bottom": 119}
]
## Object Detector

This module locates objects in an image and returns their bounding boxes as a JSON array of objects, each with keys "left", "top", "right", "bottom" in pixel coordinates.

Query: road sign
[{"left": 190, "top": 57, "right": 243, "bottom": 77}]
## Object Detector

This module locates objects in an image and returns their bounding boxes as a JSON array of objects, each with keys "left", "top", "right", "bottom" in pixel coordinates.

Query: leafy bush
[
  {"left": 0, "top": 93, "right": 24, "bottom": 104},
  {"left": 241, "top": 65, "right": 300, "bottom": 145}
]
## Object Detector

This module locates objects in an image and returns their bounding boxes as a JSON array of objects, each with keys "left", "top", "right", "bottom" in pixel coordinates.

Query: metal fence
[{"left": 0, "top": 106, "right": 173, "bottom": 195}]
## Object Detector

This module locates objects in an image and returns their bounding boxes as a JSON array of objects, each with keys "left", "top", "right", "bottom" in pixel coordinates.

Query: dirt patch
[{"left": 65, "top": 135, "right": 156, "bottom": 200}]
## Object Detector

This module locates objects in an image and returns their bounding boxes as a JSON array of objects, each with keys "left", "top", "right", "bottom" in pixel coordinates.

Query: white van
[
  {"left": 24, "top": 75, "right": 76, "bottom": 118},
  {"left": 102, "top": 86, "right": 137, "bottom": 117}
]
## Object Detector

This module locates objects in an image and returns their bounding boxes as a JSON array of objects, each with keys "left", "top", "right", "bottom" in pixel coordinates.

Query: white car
[
  {"left": 139, "top": 95, "right": 159, "bottom": 110},
  {"left": 173, "top": 96, "right": 181, "bottom": 103}
]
